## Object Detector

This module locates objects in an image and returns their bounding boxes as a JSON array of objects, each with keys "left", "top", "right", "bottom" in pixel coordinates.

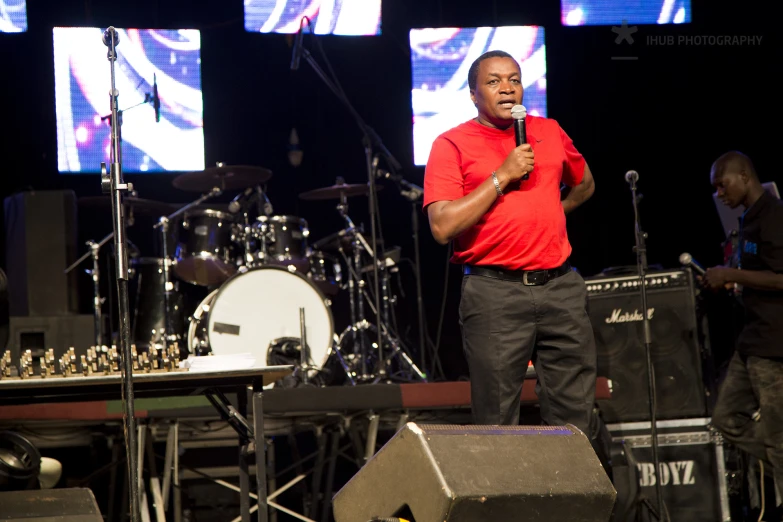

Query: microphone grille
[
  {"left": 511, "top": 105, "right": 527, "bottom": 120},
  {"left": 679, "top": 252, "right": 692, "bottom": 265}
]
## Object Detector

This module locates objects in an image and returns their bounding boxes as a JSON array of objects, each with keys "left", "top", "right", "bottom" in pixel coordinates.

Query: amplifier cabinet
[{"left": 585, "top": 269, "right": 708, "bottom": 423}]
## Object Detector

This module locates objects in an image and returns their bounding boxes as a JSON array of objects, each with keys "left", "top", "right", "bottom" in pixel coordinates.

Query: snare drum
[
  {"left": 254, "top": 215, "right": 310, "bottom": 273},
  {"left": 174, "top": 209, "right": 237, "bottom": 286},
  {"left": 187, "top": 265, "right": 335, "bottom": 374}
]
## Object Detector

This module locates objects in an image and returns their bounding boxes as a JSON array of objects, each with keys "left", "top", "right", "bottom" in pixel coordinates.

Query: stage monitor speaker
[
  {"left": 0, "top": 488, "right": 102, "bottom": 521},
  {"left": 585, "top": 269, "right": 708, "bottom": 423},
  {"left": 332, "top": 422, "right": 616, "bottom": 522},
  {"left": 4, "top": 190, "right": 80, "bottom": 317}
]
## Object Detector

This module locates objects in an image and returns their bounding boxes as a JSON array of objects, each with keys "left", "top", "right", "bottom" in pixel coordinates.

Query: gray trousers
[
  {"left": 712, "top": 351, "right": 783, "bottom": 501},
  {"left": 459, "top": 268, "right": 598, "bottom": 435}
]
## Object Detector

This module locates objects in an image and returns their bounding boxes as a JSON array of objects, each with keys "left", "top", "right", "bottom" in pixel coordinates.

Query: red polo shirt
[{"left": 423, "top": 116, "right": 585, "bottom": 271}]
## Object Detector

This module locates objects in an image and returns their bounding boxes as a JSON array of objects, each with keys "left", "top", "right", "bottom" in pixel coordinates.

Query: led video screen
[
  {"left": 53, "top": 27, "right": 205, "bottom": 174},
  {"left": 561, "top": 0, "right": 691, "bottom": 25},
  {"left": 410, "top": 26, "right": 547, "bottom": 166},
  {"left": 0, "top": 0, "right": 27, "bottom": 33},
  {"left": 245, "top": 0, "right": 382, "bottom": 35}
]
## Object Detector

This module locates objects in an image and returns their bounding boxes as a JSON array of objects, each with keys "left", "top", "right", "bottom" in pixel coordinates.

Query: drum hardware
[
  {"left": 252, "top": 215, "right": 312, "bottom": 273},
  {"left": 153, "top": 187, "right": 223, "bottom": 346},
  {"left": 67, "top": 200, "right": 145, "bottom": 348},
  {"left": 322, "top": 190, "right": 426, "bottom": 384},
  {"left": 374, "top": 167, "right": 429, "bottom": 379}
]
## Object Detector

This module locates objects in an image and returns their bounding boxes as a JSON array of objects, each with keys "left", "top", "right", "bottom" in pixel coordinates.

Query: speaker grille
[{"left": 586, "top": 270, "right": 707, "bottom": 423}]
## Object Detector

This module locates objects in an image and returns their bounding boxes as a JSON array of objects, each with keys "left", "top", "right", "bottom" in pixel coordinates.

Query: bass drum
[{"left": 187, "top": 266, "right": 335, "bottom": 377}]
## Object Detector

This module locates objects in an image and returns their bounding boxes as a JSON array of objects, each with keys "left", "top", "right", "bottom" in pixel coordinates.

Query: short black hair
[
  {"left": 711, "top": 150, "right": 758, "bottom": 181},
  {"left": 468, "top": 50, "right": 518, "bottom": 91}
]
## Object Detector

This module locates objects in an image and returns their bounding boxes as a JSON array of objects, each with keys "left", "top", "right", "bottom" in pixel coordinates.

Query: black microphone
[
  {"left": 102, "top": 26, "right": 119, "bottom": 47},
  {"left": 290, "top": 18, "right": 306, "bottom": 71},
  {"left": 625, "top": 170, "right": 639, "bottom": 184},
  {"left": 511, "top": 105, "right": 530, "bottom": 181},
  {"left": 228, "top": 187, "right": 257, "bottom": 213},
  {"left": 153, "top": 73, "right": 160, "bottom": 123},
  {"left": 679, "top": 252, "right": 706, "bottom": 275}
]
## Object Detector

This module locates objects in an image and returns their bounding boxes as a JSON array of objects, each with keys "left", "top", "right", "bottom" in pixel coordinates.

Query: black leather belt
[{"left": 463, "top": 262, "right": 572, "bottom": 286}]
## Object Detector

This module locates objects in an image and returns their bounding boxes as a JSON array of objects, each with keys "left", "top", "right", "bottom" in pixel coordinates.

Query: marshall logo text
[
  {"left": 605, "top": 308, "right": 655, "bottom": 324},
  {"left": 637, "top": 460, "right": 696, "bottom": 487}
]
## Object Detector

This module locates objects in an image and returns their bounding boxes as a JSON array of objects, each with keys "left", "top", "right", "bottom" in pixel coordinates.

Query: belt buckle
[{"left": 523, "top": 270, "right": 546, "bottom": 286}]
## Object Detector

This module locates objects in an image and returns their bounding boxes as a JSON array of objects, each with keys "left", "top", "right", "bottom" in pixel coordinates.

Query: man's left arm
[
  {"left": 562, "top": 163, "right": 595, "bottom": 215},
  {"left": 704, "top": 267, "right": 783, "bottom": 292}
]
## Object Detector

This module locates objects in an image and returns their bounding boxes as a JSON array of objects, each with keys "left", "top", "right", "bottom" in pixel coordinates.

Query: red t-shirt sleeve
[
  {"left": 559, "top": 124, "right": 586, "bottom": 187},
  {"left": 423, "top": 136, "right": 463, "bottom": 209}
]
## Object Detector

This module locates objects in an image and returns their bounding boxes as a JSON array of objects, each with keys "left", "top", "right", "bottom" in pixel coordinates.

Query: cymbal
[
  {"left": 299, "top": 182, "right": 382, "bottom": 201},
  {"left": 78, "top": 196, "right": 179, "bottom": 216},
  {"left": 173, "top": 165, "right": 273, "bottom": 192}
]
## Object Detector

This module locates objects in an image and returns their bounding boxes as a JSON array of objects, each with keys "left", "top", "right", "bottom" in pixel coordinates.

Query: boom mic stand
[
  {"left": 375, "top": 169, "right": 428, "bottom": 376},
  {"left": 100, "top": 26, "right": 141, "bottom": 522},
  {"left": 293, "top": 17, "right": 402, "bottom": 380},
  {"left": 626, "top": 170, "right": 667, "bottom": 522}
]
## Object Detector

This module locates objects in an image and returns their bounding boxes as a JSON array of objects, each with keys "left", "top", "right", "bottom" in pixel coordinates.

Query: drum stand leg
[{"left": 299, "top": 308, "right": 309, "bottom": 386}]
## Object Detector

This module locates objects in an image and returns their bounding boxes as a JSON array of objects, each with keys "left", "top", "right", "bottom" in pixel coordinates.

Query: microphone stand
[
  {"left": 100, "top": 27, "right": 141, "bottom": 522},
  {"left": 628, "top": 174, "right": 666, "bottom": 522},
  {"left": 297, "top": 34, "right": 400, "bottom": 380},
  {"left": 376, "top": 169, "right": 428, "bottom": 376}
]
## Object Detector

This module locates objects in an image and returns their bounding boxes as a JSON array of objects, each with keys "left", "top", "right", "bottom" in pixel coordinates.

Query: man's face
[
  {"left": 470, "top": 57, "right": 523, "bottom": 129},
  {"left": 711, "top": 169, "right": 748, "bottom": 209}
]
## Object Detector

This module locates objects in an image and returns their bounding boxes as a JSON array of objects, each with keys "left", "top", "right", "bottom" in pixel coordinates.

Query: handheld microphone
[
  {"left": 679, "top": 252, "right": 706, "bottom": 275},
  {"left": 102, "top": 26, "right": 119, "bottom": 47},
  {"left": 625, "top": 170, "right": 639, "bottom": 184},
  {"left": 290, "top": 18, "right": 307, "bottom": 71},
  {"left": 228, "top": 187, "right": 257, "bottom": 214},
  {"left": 153, "top": 73, "right": 160, "bottom": 123},
  {"left": 511, "top": 105, "right": 530, "bottom": 181}
]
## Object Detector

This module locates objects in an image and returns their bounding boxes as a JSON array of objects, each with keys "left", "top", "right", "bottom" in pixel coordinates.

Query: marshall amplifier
[
  {"left": 585, "top": 269, "right": 708, "bottom": 423},
  {"left": 608, "top": 418, "right": 731, "bottom": 522}
]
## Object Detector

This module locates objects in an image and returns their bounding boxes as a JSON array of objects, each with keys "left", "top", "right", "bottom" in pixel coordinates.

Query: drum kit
[{"left": 70, "top": 164, "right": 426, "bottom": 386}]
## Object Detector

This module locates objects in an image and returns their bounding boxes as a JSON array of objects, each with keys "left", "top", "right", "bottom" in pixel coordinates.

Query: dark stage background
[{"left": 0, "top": 0, "right": 779, "bottom": 380}]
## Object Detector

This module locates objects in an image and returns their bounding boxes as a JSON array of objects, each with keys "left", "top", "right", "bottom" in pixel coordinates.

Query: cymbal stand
[
  {"left": 65, "top": 231, "right": 117, "bottom": 347},
  {"left": 334, "top": 196, "right": 427, "bottom": 383},
  {"left": 153, "top": 187, "right": 222, "bottom": 345},
  {"left": 334, "top": 193, "right": 368, "bottom": 378}
]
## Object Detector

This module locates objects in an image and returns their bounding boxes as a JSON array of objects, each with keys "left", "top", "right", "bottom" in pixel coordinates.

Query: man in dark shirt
[{"left": 705, "top": 150, "right": 783, "bottom": 500}]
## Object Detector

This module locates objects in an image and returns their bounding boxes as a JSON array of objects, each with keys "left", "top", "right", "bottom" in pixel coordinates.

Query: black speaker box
[
  {"left": 0, "top": 488, "right": 102, "bottom": 521},
  {"left": 585, "top": 269, "right": 708, "bottom": 423},
  {"left": 332, "top": 423, "right": 616, "bottom": 522},
  {"left": 5, "top": 315, "right": 95, "bottom": 364},
  {"left": 4, "top": 190, "right": 80, "bottom": 317}
]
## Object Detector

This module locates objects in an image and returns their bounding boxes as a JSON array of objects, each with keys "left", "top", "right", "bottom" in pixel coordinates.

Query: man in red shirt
[{"left": 424, "top": 50, "right": 597, "bottom": 435}]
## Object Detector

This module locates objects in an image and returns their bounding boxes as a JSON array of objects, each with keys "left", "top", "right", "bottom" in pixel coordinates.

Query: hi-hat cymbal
[
  {"left": 78, "top": 196, "right": 180, "bottom": 216},
  {"left": 299, "top": 182, "right": 382, "bottom": 201},
  {"left": 173, "top": 165, "right": 273, "bottom": 192}
]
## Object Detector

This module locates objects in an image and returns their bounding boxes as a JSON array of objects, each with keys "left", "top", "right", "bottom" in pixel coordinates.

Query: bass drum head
[{"left": 207, "top": 266, "right": 334, "bottom": 367}]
